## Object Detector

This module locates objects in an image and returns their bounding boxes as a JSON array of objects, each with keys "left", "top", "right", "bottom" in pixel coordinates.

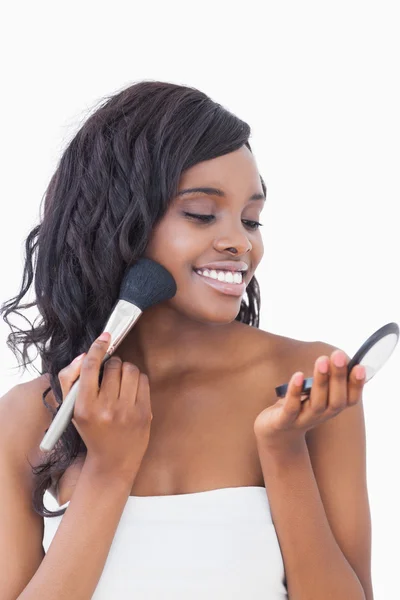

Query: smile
[{"left": 192, "top": 268, "right": 246, "bottom": 297}]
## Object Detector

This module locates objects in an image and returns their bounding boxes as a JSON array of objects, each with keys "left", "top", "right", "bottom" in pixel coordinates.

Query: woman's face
[{"left": 143, "top": 145, "right": 265, "bottom": 325}]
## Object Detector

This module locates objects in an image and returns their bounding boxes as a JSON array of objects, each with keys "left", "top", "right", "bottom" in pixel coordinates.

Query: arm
[
  {"left": 257, "top": 437, "right": 368, "bottom": 600},
  {"left": 18, "top": 460, "right": 133, "bottom": 600},
  {"left": 0, "top": 393, "right": 46, "bottom": 600},
  {"left": 256, "top": 342, "right": 373, "bottom": 600},
  {"left": 0, "top": 383, "right": 134, "bottom": 600}
]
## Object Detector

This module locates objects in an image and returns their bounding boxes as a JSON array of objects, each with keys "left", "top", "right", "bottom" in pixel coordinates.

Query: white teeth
[{"left": 195, "top": 268, "right": 243, "bottom": 284}]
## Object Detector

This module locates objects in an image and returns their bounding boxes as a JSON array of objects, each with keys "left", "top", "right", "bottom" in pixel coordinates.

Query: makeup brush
[{"left": 39, "top": 258, "right": 177, "bottom": 452}]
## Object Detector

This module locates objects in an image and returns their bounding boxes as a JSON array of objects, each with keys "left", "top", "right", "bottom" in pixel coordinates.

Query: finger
[
  {"left": 78, "top": 332, "right": 111, "bottom": 403},
  {"left": 119, "top": 362, "right": 141, "bottom": 405},
  {"left": 347, "top": 364, "right": 366, "bottom": 406},
  {"left": 58, "top": 353, "right": 86, "bottom": 400},
  {"left": 328, "top": 350, "right": 349, "bottom": 412},
  {"left": 283, "top": 372, "right": 304, "bottom": 422},
  {"left": 308, "top": 355, "right": 330, "bottom": 414},
  {"left": 100, "top": 355, "right": 122, "bottom": 408}
]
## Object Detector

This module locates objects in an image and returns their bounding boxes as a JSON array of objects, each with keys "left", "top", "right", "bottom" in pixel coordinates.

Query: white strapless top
[{"left": 43, "top": 486, "right": 288, "bottom": 599}]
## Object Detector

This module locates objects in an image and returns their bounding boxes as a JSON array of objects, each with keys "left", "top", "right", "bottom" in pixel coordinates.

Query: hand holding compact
[
  {"left": 275, "top": 321, "right": 399, "bottom": 400},
  {"left": 254, "top": 350, "right": 365, "bottom": 446}
]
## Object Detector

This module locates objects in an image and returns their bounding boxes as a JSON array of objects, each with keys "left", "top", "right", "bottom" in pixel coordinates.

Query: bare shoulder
[
  {"left": 0, "top": 374, "right": 57, "bottom": 472},
  {"left": 233, "top": 322, "right": 324, "bottom": 371},
  {"left": 242, "top": 325, "right": 341, "bottom": 368}
]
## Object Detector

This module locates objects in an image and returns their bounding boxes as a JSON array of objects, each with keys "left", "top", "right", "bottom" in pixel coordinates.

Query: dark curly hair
[{"left": 0, "top": 80, "right": 266, "bottom": 518}]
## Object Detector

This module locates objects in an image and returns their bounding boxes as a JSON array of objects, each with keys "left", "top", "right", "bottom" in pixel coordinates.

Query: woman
[{"left": 0, "top": 81, "right": 373, "bottom": 599}]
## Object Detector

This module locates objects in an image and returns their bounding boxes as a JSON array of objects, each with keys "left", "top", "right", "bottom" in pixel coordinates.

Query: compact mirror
[{"left": 275, "top": 322, "right": 399, "bottom": 400}]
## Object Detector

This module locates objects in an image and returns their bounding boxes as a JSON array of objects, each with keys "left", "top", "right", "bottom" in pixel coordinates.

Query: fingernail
[
  {"left": 333, "top": 352, "right": 346, "bottom": 368},
  {"left": 73, "top": 353, "right": 85, "bottom": 362},
  {"left": 355, "top": 366, "right": 366, "bottom": 380},
  {"left": 98, "top": 332, "right": 110, "bottom": 342},
  {"left": 294, "top": 372, "right": 304, "bottom": 386},
  {"left": 317, "top": 358, "right": 329, "bottom": 374}
]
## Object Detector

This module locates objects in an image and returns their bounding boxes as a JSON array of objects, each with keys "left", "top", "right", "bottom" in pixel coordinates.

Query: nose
[{"left": 213, "top": 220, "right": 252, "bottom": 255}]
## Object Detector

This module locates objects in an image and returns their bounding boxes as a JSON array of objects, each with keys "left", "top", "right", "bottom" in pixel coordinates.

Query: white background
[{"left": 1, "top": 1, "right": 399, "bottom": 597}]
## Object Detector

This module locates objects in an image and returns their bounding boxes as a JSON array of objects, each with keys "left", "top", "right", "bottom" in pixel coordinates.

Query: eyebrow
[{"left": 176, "top": 187, "right": 266, "bottom": 202}]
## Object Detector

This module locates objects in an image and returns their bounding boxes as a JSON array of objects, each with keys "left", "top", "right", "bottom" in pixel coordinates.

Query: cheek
[{"left": 144, "top": 220, "right": 195, "bottom": 269}]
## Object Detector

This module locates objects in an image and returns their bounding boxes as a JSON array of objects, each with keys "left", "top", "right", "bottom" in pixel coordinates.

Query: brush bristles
[{"left": 119, "top": 258, "right": 177, "bottom": 310}]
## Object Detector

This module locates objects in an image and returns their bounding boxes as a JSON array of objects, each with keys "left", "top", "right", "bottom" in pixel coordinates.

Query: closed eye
[{"left": 183, "top": 212, "right": 263, "bottom": 230}]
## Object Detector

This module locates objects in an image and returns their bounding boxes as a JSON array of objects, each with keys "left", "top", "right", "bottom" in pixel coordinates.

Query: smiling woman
[
  {"left": 0, "top": 80, "right": 372, "bottom": 600},
  {"left": 139, "top": 144, "right": 266, "bottom": 321}
]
